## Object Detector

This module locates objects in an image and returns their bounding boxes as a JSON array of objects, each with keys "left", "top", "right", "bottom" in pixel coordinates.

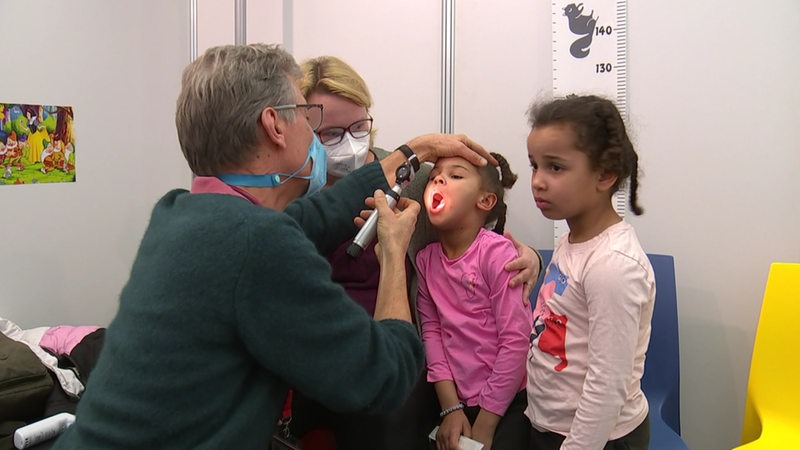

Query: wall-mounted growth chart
[{"left": 550, "top": 0, "right": 628, "bottom": 245}]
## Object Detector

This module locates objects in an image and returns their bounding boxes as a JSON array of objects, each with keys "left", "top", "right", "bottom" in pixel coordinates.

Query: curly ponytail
[{"left": 481, "top": 152, "right": 518, "bottom": 234}]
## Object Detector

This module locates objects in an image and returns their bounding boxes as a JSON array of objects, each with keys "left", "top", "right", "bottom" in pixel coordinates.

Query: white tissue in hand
[{"left": 428, "top": 426, "right": 484, "bottom": 450}]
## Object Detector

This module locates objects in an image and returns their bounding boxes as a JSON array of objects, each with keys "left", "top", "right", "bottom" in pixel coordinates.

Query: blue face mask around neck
[{"left": 217, "top": 134, "right": 327, "bottom": 197}]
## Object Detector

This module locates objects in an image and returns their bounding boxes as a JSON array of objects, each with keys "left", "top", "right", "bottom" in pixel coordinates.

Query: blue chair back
[
  {"left": 529, "top": 250, "right": 553, "bottom": 306},
  {"left": 641, "top": 254, "right": 680, "bottom": 431},
  {"left": 529, "top": 251, "right": 687, "bottom": 448},
  {"left": 642, "top": 254, "right": 688, "bottom": 448}
]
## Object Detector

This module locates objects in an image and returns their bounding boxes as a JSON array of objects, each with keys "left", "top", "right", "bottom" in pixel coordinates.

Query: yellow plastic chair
[{"left": 735, "top": 262, "right": 800, "bottom": 448}]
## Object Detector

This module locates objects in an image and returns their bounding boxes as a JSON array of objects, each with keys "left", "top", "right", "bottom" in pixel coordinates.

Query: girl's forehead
[{"left": 528, "top": 124, "right": 582, "bottom": 155}]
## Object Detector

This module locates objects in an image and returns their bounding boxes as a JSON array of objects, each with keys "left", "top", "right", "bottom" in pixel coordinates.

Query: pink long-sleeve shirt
[{"left": 416, "top": 228, "right": 532, "bottom": 416}]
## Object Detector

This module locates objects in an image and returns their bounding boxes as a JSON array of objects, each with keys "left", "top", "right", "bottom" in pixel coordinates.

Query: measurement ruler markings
[{"left": 550, "top": 0, "right": 628, "bottom": 244}]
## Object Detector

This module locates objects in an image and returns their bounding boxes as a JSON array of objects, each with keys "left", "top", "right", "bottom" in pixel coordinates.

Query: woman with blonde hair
[{"left": 285, "top": 55, "right": 542, "bottom": 450}]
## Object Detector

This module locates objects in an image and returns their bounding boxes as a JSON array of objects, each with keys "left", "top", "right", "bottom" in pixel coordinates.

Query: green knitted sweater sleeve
[
  {"left": 285, "top": 160, "right": 390, "bottom": 255},
  {"left": 234, "top": 208, "right": 424, "bottom": 412}
]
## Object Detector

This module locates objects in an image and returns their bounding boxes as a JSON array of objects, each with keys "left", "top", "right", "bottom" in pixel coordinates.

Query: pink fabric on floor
[{"left": 39, "top": 325, "right": 101, "bottom": 355}]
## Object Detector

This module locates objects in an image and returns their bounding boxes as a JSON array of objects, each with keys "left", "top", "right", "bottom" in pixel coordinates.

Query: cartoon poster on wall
[{"left": 0, "top": 102, "right": 75, "bottom": 185}]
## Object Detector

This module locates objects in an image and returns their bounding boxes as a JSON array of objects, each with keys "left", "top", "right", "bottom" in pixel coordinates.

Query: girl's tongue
[{"left": 429, "top": 191, "right": 446, "bottom": 213}]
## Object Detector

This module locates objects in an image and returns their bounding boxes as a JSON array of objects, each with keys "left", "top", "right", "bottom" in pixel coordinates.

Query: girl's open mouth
[{"left": 429, "top": 191, "right": 446, "bottom": 213}]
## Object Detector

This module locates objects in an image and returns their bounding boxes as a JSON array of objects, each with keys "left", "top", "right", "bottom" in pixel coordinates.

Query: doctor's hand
[
  {"left": 379, "top": 134, "right": 497, "bottom": 186},
  {"left": 408, "top": 133, "right": 498, "bottom": 167},
  {"left": 368, "top": 191, "right": 419, "bottom": 265}
]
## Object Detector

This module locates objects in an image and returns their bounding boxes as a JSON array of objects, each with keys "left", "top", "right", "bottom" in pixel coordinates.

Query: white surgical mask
[{"left": 325, "top": 134, "right": 370, "bottom": 178}]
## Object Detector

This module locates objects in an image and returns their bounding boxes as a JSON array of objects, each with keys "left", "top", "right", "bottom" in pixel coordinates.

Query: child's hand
[
  {"left": 471, "top": 409, "right": 501, "bottom": 450},
  {"left": 436, "top": 410, "right": 471, "bottom": 450},
  {"left": 503, "top": 231, "right": 542, "bottom": 305}
]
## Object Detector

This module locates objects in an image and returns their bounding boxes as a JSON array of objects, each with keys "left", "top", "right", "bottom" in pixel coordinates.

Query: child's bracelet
[{"left": 439, "top": 402, "right": 466, "bottom": 418}]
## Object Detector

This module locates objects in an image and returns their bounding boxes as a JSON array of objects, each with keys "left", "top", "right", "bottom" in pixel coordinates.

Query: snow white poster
[{"left": 0, "top": 102, "right": 75, "bottom": 185}]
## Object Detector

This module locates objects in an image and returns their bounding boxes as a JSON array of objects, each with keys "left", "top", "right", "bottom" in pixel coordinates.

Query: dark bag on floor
[{"left": 0, "top": 333, "right": 54, "bottom": 422}]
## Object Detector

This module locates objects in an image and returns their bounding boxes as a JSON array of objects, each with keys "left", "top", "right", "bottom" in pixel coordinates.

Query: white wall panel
[
  {"left": 200, "top": 0, "right": 442, "bottom": 151},
  {"left": 625, "top": 2, "right": 800, "bottom": 448},
  {"left": 289, "top": 1, "right": 442, "bottom": 151},
  {"left": 454, "top": 1, "right": 553, "bottom": 251},
  {"left": 0, "top": 1, "right": 190, "bottom": 328},
  {"left": 196, "top": 0, "right": 284, "bottom": 53}
]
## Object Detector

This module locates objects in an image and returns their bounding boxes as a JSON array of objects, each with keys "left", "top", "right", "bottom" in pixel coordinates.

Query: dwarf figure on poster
[
  {"left": 40, "top": 140, "right": 55, "bottom": 174},
  {"left": 40, "top": 139, "right": 73, "bottom": 175},
  {"left": 63, "top": 142, "right": 74, "bottom": 173},
  {"left": 3, "top": 131, "right": 25, "bottom": 178},
  {"left": 0, "top": 140, "right": 6, "bottom": 172}
]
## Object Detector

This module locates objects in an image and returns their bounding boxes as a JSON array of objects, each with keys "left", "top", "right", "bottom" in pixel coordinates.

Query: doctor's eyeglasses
[{"left": 272, "top": 104, "right": 323, "bottom": 131}]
